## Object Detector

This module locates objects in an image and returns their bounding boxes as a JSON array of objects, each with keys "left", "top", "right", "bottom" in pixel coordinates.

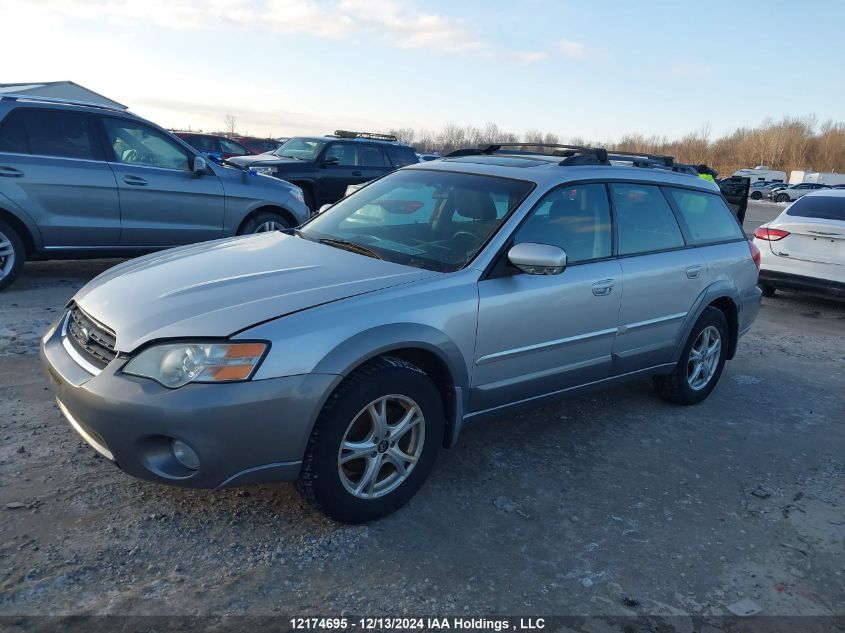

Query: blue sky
[{"left": 3, "top": 0, "right": 844, "bottom": 141}]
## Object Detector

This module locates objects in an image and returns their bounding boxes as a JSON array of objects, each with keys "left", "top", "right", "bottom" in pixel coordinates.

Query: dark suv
[{"left": 228, "top": 130, "right": 419, "bottom": 210}]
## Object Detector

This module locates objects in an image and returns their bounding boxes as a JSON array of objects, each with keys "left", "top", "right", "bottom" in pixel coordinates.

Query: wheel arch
[
  {"left": 236, "top": 204, "right": 298, "bottom": 234},
  {"left": 673, "top": 283, "right": 741, "bottom": 363},
  {"left": 0, "top": 203, "right": 39, "bottom": 257},
  {"left": 312, "top": 324, "right": 470, "bottom": 449}
]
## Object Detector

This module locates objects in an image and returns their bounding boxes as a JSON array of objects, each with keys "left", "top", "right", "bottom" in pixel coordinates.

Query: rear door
[
  {"left": 98, "top": 116, "right": 225, "bottom": 247},
  {"left": 0, "top": 107, "right": 120, "bottom": 247},
  {"left": 610, "top": 183, "right": 708, "bottom": 374},
  {"left": 357, "top": 143, "right": 390, "bottom": 183}
]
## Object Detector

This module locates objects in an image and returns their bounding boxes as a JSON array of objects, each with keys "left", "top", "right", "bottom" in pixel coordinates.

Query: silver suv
[
  {"left": 0, "top": 95, "right": 309, "bottom": 290},
  {"left": 41, "top": 144, "right": 762, "bottom": 523}
]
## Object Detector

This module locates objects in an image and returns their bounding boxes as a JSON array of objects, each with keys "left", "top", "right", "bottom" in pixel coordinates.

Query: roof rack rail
[
  {"left": 0, "top": 93, "right": 128, "bottom": 112},
  {"left": 333, "top": 129, "right": 397, "bottom": 141},
  {"left": 446, "top": 143, "right": 609, "bottom": 165},
  {"left": 606, "top": 150, "right": 674, "bottom": 167}
]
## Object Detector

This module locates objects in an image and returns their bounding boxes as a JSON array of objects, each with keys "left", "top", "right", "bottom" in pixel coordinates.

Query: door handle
[
  {"left": 124, "top": 175, "right": 148, "bottom": 186},
  {"left": 592, "top": 279, "right": 615, "bottom": 296},
  {"left": 351, "top": 171, "right": 362, "bottom": 177},
  {"left": 0, "top": 166, "right": 23, "bottom": 178},
  {"left": 685, "top": 264, "right": 704, "bottom": 279}
]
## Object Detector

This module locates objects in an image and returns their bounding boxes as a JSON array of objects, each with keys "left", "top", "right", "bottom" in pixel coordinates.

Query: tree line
[{"left": 388, "top": 116, "right": 845, "bottom": 177}]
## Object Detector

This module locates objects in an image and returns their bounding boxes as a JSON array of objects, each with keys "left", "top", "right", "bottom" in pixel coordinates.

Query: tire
[
  {"left": 760, "top": 285, "right": 776, "bottom": 297},
  {"left": 302, "top": 188, "right": 316, "bottom": 213},
  {"left": 296, "top": 356, "right": 444, "bottom": 523},
  {"left": 0, "top": 219, "right": 25, "bottom": 292},
  {"left": 237, "top": 211, "right": 292, "bottom": 235},
  {"left": 750, "top": 191, "right": 762, "bottom": 200},
  {"left": 653, "top": 307, "right": 729, "bottom": 406},
  {"left": 776, "top": 193, "right": 790, "bottom": 203}
]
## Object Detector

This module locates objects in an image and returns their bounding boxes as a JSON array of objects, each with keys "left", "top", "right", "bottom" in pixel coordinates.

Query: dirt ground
[{"left": 1, "top": 201, "right": 843, "bottom": 621}]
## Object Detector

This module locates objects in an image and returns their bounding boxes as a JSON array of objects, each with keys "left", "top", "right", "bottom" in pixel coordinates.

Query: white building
[{"left": 0, "top": 81, "right": 126, "bottom": 110}]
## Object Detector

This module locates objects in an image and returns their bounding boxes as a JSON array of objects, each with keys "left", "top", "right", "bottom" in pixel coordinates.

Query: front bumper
[{"left": 40, "top": 318, "right": 340, "bottom": 489}]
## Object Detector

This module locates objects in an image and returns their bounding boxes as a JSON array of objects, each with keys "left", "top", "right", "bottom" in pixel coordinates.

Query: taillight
[
  {"left": 754, "top": 226, "right": 790, "bottom": 241},
  {"left": 748, "top": 240, "right": 761, "bottom": 271}
]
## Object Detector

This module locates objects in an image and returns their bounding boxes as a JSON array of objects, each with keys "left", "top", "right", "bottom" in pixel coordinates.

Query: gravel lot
[{"left": 1, "top": 201, "right": 843, "bottom": 620}]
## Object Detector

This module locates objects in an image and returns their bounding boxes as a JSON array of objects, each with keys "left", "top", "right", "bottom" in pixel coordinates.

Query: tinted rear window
[
  {"left": 0, "top": 110, "right": 28, "bottom": 153},
  {"left": 611, "top": 184, "right": 685, "bottom": 255},
  {"left": 386, "top": 146, "right": 418, "bottom": 167},
  {"left": 786, "top": 196, "right": 845, "bottom": 221},
  {"left": 666, "top": 188, "right": 744, "bottom": 244}
]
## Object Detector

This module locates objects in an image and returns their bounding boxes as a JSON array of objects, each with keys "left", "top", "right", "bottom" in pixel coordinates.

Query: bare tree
[{"left": 223, "top": 114, "right": 238, "bottom": 136}]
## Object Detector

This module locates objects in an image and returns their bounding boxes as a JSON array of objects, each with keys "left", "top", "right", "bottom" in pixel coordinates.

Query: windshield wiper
[{"left": 318, "top": 238, "right": 383, "bottom": 260}]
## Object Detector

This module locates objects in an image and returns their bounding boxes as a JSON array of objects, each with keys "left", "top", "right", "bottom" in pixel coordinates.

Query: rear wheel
[
  {"left": 760, "top": 285, "right": 776, "bottom": 297},
  {"left": 776, "top": 193, "right": 790, "bottom": 203},
  {"left": 750, "top": 191, "right": 762, "bottom": 200},
  {"left": 297, "top": 356, "right": 444, "bottom": 523},
  {"left": 238, "top": 211, "right": 291, "bottom": 235},
  {"left": 0, "top": 219, "right": 25, "bottom": 291},
  {"left": 653, "top": 307, "right": 729, "bottom": 405}
]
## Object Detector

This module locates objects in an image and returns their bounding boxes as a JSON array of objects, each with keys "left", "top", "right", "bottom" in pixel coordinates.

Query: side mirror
[
  {"left": 507, "top": 242, "right": 567, "bottom": 275},
  {"left": 319, "top": 204, "right": 332, "bottom": 214},
  {"left": 320, "top": 157, "right": 339, "bottom": 167},
  {"left": 192, "top": 156, "right": 207, "bottom": 174}
]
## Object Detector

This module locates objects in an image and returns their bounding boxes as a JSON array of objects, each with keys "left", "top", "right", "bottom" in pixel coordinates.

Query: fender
[
  {"left": 312, "top": 322, "right": 471, "bottom": 447},
  {"left": 0, "top": 192, "right": 43, "bottom": 249},
  {"left": 671, "top": 280, "right": 740, "bottom": 363}
]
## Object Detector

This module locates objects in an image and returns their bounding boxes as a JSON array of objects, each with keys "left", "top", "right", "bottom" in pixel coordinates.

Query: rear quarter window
[
  {"left": 386, "top": 146, "right": 419, "bottom": 168},
  {"left": 665, "top": 188, "right": 744, "bottom": 244},
  {"left": 786, "top": 196, "right": 845, "bottom": 221},
  {"left": 0, "top": 110, "right": 28, "bottom": 153}
]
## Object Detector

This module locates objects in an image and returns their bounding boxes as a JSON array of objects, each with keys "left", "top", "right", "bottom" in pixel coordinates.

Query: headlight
[
  {"left": 290, "top": 186, "right": 305, "bottom": 204},
  {"left": 251, "top": 166, "right": 276, "bottom": 176},
  {"left": 123, "top": 342, "right": 268, "bottom": 388}
]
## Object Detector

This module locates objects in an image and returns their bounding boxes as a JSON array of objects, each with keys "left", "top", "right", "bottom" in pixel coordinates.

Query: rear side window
[
  {"left": 219, "top": 137, "right": 248, "bottom": 155},
  {"left": 359, "top": 144, "right": 387, "bottom": 167},
  {"left": 786, "top": 196, "right": 845, "bottom": 221},
  {"left": 0, "top": 110, "right": 28, "bottom": 153},
  {"left": 22, "top": 109, "right": 98, "bottom": 160},
  {"left": 666, "top": 188, "right": 744, "bottom": 244},
  {"left": 611, "top": 184, "right": 685, "bottom": 255},
  {"left": 386, "top": 146, "right": 418, "bottom": 168}
]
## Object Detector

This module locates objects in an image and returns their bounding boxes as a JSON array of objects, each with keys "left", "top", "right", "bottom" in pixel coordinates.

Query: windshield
[
  {"left": 300, "top": 169, "right": 534, "bottom": 272},
  {"left": 274, "top": 138, "right": 326, "bottom": 160}
]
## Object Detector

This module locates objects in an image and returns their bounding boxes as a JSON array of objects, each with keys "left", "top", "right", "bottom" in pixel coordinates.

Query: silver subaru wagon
[{"left": 41, "top": 145, "right": 762, "bottom": 523}]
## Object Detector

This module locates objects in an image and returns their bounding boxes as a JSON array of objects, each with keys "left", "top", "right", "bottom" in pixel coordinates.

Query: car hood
[{"left": 73, "top": 233, "right": 438, "bottom": 352}]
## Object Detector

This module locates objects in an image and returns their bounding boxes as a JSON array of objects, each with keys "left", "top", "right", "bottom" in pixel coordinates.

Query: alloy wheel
[
  {"left": 338, "top": 394, "right": 425, "bottom": 499},
  {"left": 687, "top": 325, "right": 721, "bottom": 391},
  {"left": 253, "top": 220, "right": 286, "bottom": 233},
  {"left": 0, "top": 229, "right": 15, "bottom": 281}
]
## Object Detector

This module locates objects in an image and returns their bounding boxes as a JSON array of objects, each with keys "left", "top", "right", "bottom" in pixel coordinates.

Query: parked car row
[
  {"left": 0, "top": 95, "right": 309, "bottom": 290},
  {"left": 172, "top": 132, "right": 282, "bottom": 161}
]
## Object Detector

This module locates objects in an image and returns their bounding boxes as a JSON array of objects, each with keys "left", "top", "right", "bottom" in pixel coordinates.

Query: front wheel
[
  {"left": 297, "top": 356, "right": 444, "bottom": 523},
  {"left": 0, "top": 219, "right": 25, "bottom": 291},
  {"left": 238, "top": 211, "right": 292, "bottom": 235},
  {"left": 776, "top": 193, "right": 790, "bottom": 203},
  {"left": 653, "top": 307, "right": 729, "bottom": 405},
  {"left": 750, "top": 191, "right": 762, "bottom": 200}
]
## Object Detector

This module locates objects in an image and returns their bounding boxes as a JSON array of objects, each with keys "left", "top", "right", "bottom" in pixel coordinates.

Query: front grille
[{"left": 65, "top": 306, "right": 117, "bottom": 369}]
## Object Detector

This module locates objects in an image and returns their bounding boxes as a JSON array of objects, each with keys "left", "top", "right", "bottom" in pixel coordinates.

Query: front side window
[
  {"left": 324, "top": 143, "right": 357, "bottom": 166},
  {"left": 611, "top": 183, "right": 685, "bottom": 255},
  {"left": 0, "top": 110, "right": 28, "bottom": 154},
  {"left": 23, "top": 109, "right": 98, "bottom": 160},
  {"left": 274, "top": 137, "right": 325, "bottom": 160},
  {"left": 666, "top": 188, "right": 744, "bottom": 244},
  {"left": 103, "top": 119, "right": 191, "bottom": 171},
  {"left": 514, "top": 183, "right": 612, "bottom": 263},
  {"left": 301, "top": 169, "right": 533, "bottom": 272},
  {"left": 786, "top": 195, "right": 845, "bottom": 221}
]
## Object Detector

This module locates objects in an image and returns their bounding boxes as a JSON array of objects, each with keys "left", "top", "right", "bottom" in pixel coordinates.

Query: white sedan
[{"left": 753, "top": 189, "right": 845, "bottom": 298}]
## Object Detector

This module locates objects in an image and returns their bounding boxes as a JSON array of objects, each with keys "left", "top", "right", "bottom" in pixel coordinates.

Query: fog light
[{"left": 171, "top": 440, "right": 199, "bottom": 470}]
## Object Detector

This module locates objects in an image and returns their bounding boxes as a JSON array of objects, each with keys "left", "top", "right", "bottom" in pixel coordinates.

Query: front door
[
  {"left": 0, "top": 108, "right": 120, "bottom": 247},
  {"left": 608, "top": 183, "right": 708, "bottom": 374},
  {"left": 99, "top": 117, "right": 225, "bottom": 247},
  {"left": 472, "top": 183, "right": 621, "bottom": 412}
]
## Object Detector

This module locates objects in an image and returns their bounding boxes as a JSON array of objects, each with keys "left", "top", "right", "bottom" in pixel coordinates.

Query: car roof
[{"left": 403, "top": 153, "right": 721, "bottom": 192}]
